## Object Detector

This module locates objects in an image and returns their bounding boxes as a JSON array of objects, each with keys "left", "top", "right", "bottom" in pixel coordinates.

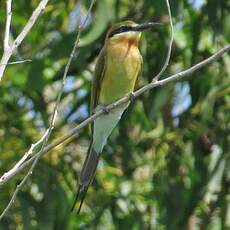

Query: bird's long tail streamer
[{"left": 71, "top": 142, "right": 100, "bottom": 213}]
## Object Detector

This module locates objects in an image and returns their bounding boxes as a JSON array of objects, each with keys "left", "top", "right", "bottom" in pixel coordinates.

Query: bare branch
[
  {"left": 0, "top": 0, "right": 49, "bottom": 81},
  {"left": 4, "top": 0, "right": 12, "bottom": 51},
  {"left": 0, "top": 44, "right": 229, "bottom": 189},
  {"left": 152, "top": 0, "right": 174, "bottom": 82},
  {"left": 12, "top": 130, "right": 49, "bottom": 171},
  {"left": 0, "top": 0, "right": 97, "bottom": 220},
  {"left": 12, "top": 0, "right": 49, "bottom": 50}
]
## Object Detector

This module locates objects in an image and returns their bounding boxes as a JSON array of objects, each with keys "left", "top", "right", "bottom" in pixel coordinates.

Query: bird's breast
[{"left": 99, "top": 39, "right": 142, "bottom": 105}]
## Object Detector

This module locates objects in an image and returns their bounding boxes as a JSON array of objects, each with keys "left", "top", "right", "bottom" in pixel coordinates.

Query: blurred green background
[{"left": 0, "top": 0, "right": 229, "bottom": 229}]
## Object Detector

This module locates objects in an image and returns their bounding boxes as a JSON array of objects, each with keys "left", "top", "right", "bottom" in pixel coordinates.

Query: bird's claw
[
  {"left": 102, "top": 106, "right": 110, "bottom": 114},
  {"left": 129, "top": 92, "right": 136, "bottom": 102}
]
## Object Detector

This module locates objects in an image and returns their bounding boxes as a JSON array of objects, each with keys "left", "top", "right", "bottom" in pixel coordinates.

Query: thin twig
[
  {"left": 152, "top": 0, "right": 174, "bottom": 82},
  {"left": 0, "top": 0, "right": 97, "bottom": 220},
  {"left": 0, "top": 44, "right": 229, "bottom": 189},
  {"left": 0, "top": 59, "right": 32, "bottom": 65},
  {"left": 0, "top": 0, "right": 49, "bottom": 81},
  {"left": 4, "top": 0, "right": 12, "bottom": 51},
  {"left": 12, "top": 130, "right": 49, "bottom": 170}
]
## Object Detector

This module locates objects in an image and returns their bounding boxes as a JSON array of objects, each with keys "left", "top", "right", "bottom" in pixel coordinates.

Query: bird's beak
[{"left": 132, "top": 22, "right": 162, "bottom": 32}]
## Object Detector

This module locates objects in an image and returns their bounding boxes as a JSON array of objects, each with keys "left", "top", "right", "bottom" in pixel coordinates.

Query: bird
[{"left": 71, "top": 20, "right": 161, "bottom": 213}]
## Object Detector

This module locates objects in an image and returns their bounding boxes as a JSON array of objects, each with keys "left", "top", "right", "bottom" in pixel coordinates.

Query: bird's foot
[
  {"left": 102, "top": 106, "right": 110, "bottom": 114},
  {"left": 129, "top": 92, "right": 136, "bottom": 102}
]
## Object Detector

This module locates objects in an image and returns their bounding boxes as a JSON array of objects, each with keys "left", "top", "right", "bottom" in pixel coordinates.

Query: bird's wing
[
  {"left": 90, "top": 46, "right": 106, "bottom": 115},
  {"left": 71, "top": 46, "right": 106, "bottom": 214},
  {"left": 134, "top": 55, "right": 143, "bottom": 90}
]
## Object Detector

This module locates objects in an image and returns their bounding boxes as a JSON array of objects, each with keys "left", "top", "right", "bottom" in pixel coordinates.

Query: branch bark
[{"left": 3, "top": 0, "right": 12, "bottom": 51}]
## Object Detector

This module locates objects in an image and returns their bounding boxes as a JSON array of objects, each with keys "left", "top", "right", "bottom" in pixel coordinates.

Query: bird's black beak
[
  {"left": 132, "top": 22, "right": 162, "bottom": 32},
  {"left": 108, "top": 22, "right": 162, "bottom": 38}
]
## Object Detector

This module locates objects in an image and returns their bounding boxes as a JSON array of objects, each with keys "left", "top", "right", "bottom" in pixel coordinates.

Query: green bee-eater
[{"left": 72, "top": 20, "right": 160, "bottom": 213}]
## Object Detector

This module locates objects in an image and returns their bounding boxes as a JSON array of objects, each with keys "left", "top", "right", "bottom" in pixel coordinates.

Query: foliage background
[{"left": 0, "top": 0, "right": 229, "bottom": 229}]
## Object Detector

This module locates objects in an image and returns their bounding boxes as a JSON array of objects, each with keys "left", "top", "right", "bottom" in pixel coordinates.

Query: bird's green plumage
[
  {"left": 99, "top": 35, "right": 142, "bottom": 105},
  {"left": 92, "top": 31, "right": 142, "bottom": 153},
  {"left": 90, "top": 47, "right": 106, "bottom": 116},
  {"left": 89, "top": 22, "right": 142, "bottom": 152}
]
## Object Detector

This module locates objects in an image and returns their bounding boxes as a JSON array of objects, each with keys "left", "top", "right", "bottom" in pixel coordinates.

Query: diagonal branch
[
  {"left": 0, "top": 0, "right": 50, "bottom": 81},
  {"left": 0, "top": 44, "right": 229, "bottom": 189}
]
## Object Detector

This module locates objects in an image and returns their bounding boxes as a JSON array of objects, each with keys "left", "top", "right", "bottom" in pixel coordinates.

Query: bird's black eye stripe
[{"left": 108, "top": 25, "right": 133, "bottom": 37}]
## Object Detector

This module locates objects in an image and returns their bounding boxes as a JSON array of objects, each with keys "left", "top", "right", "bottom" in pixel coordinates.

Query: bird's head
[{"left": 106, "top": 20, "right": 161, "bottom": 44}]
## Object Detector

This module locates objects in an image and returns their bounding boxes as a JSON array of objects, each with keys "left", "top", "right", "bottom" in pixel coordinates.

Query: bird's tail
[{"left": 71, "top": 141, "right": 100, "bottom": 214}]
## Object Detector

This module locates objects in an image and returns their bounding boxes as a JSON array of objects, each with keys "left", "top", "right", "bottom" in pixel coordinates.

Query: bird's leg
[{"left": 129, "top": 92, "right": 136, "bottom": 102}]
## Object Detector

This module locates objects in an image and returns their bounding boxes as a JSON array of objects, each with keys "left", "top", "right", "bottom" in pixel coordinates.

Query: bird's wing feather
[
  {"left": 134, "top": 55, "right": 143, "bottom": 90},
  {"left": 90, "top": 46, "right": 106, "bottom": 115},
  {"left": 71, "top": 46, "right": 107, "bottom": 214}
]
